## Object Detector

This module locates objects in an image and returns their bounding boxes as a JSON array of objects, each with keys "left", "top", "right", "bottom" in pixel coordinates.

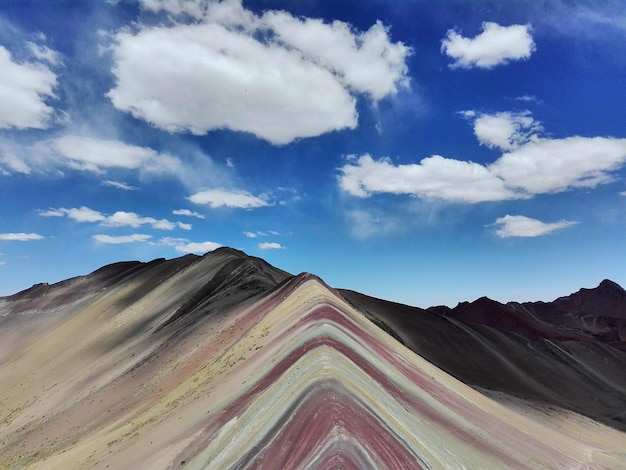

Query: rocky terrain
[{"left": 1, "top": 248, "right": 625, "bottom": 469}]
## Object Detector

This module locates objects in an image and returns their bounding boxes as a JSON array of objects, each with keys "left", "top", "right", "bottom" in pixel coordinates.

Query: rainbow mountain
[{"left": 1, "top": 248, "right": 625, "bottom": 469}]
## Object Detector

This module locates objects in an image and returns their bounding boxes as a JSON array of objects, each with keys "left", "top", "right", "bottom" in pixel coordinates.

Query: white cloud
[
  {"left": 108, "top": 1, "right": 410, "bottom": 144},
  {"left": 493, "top": 215, "right": 578, "bottom": 238},
  {"left": 188, "top": 188, "right": 270, "bottom": 209},
  {"left": 103, "top": 180, "right": 139, "bottom": 191},
  {"left": 339, "top": 112, "right": 626, "bottom": 203},
  {"left": 93, "top": 234, "right": 152, "bottom": 244},
  {"left": 41, "top": 206, "right": 187, "bottom": 230},
  {"left": 26, "top": 42, "right": 61, "bottom": 65},
  {"left": 572, "top": 5, "right": 626, "bottom": 33},
  {"left": 158, "top": 236, "right": 220, "bottom": 253},
  {"left": 101, "top": 211, "right": 179, "bottom": 230},
  {"left": 0, "top": 137, "right": 65, "bottom": 176},
  {"left": 0, "top": 232, "right": 44, "bottom": 241},
  {"left": 469, "top": 110, "right": 542, "bottom": 151},
  {"left": 262, "top": 14, "right": 410, "bottom": 100},
  {"left": 258, "top": 242, "right": 284, "bottom": 250},
  {"left": 514, "top": 94, "right": 540, "bottom": 103},
  {"left": 441, "top": 22, "right": 535, "bottom": 69},
  {"left": 149, "top": 218, "right": 177, "bottom": 230},
  {"left": 40, "top": 206, "right": 106, "bottom": 222},
  {"left": 52, "top": 135, "right": 182, "bottom": 175},
  {"left": 492, "top": 137, "right": 626, "bottom": 194},
  {"left": 346, "top": 209, "right": 402, "bottom": 240},
  {"left": 244, "top": 230, "right": 272, "bottom": 238},
  {"left": 140, "top": 0, "right": 208, "bottom": 19},
  {"left": 0, "top": 135, "right": 192, "bottom": 183},
  {"left": 0, "top": 145, "right": 33, "bottom": 175},
  {"left": 173, "top": 209, "right": 204, "bottom": 219},
  {"left": 158, "top": 236, "right": 189, "bottom": 247},
  {"left": 458, "top": 110, "right": 476, "bottom": 119},
  {"left": 0, "top": 261, "right": 5, "bottom": 267},
  {"left": 275, "top": 186, "right": 302, "bottom": 206},
  {"left": 536, "top": 2, "right": 626, "bottom": 47},
  {"left": 102, "top": 211, "right": 152, "bottom": 228},
  {"left": 0, "top": 45, "right": 58, "bottom": 129},
  {"left": 338, "top": 154, "right": 517, "bottom": 203},
  {"left": 1, "top": 134, "right": 229, "bottom": 190},
  {"left": 175, "top": 241, "right": 222, "bottom": 254}
]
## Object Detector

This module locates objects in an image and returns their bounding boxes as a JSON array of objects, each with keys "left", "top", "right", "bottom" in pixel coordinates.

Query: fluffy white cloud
[
  {"left": 1, "top": 134, "right": 222, "bottom": 190},
  {"left": 151, "top": 219, "right": 176, "bottom": 230},
  {"left": 0, "top": 135, "right": 167, "bottom": 179},
  {"left": 493, "top": 215, "right": 578, "bottom": 238},
  {"left": 41, "top": 206, "right": 188, "bottom": 230},
  {"left": 173, "top": 209, "right": 204, "bottom": 219},
  {"left": 0, "top": 45, "right": 58, "bottom": 129},
  {"left": 40, "top": 206, "right": 106, "bottom": 222},
  {"left": 52, "top": 135, "right": 182, "bottom": 175},
  {"left": 262, "top": 14, "right": 410, "bottom": 100},
  {"left": 188, "top": 188, "right": 270, "bottom": 209},
  {"left": 175, "top": 241, "right": 222, "bottom": 254},
  {"left": 492, "top": 137, "right": 626, "bottom": 194},
  {"left": 93, "top": 234, "right": 152, "bottom": 244},
  {"left": 468, "top": 110, "right": 542, "bottom": 151},
  {"left": 0, "top": 232, "right": 44, "bottom": 241},
  {"left": 108, "top": 1, "right": 410, "bottom": 144},
  {"left": 258, "top": 242, "right": 284, "bottom": 250},
  {"left": 159, "top": 236, "right": 220, "bottom": 253},
  {"left": 140, "top": 0, "right": 208, "bottom": 19},
  {"left": 102, "top": 211, "right": 186, "bottom": 230},
  {"left": 338, "top": 154, "right": 517, "bottom": 203},
  {"left": 339, "top": 111, "right": 626, "bottom": 203},
  {"left": 103, "top": 211, "right": 159, "bottom": 228},
  {"left": 441, "top": 22, "right": 535, "bottom": 69}
]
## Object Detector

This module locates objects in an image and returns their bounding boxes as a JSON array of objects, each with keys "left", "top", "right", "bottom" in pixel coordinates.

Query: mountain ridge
[{"left": 1, "top": 249, "right": 625, "bottom": 468}]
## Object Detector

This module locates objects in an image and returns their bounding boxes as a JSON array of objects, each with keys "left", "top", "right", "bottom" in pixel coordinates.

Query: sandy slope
[{"left": 1, "top": 249, "right": 625, "bottom": 469}]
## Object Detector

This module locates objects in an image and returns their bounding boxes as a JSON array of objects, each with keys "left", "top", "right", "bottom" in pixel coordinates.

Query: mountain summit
[{"left": 1, "top": 249, "right": 625, "bottom": 468}]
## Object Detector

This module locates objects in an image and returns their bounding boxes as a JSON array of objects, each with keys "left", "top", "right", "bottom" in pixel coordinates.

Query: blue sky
[{"left": 1, "top": 0, "right": 625, "bottom": 307}]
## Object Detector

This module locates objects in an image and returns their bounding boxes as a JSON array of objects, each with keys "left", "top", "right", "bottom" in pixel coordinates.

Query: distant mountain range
[{"left": 1, "top": 247, "right": 625, "bottom": 468}]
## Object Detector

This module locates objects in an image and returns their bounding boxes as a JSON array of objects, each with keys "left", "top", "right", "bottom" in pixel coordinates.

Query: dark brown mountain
[{"left": 340, "top": 279, "right": 626, "bottom": 432}]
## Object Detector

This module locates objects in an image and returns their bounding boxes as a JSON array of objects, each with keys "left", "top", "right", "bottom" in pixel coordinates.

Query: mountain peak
[
  {"left": 2, "top": 253, "right": 626, "bottom": 468},
  {"left": 551, "top": 278, "right": 626, "bottom": 319},
  {"left": 208, "top": 246, "right": 248, "bottom": 257},
  {"left": 598, "top": 278, "right": 626, "bottom": 293}
]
